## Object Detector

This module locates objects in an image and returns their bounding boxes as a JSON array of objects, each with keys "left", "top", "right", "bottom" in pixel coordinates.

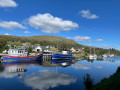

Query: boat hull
[
  {"left": 3, "top": 55, "right": 42, "bottom": 62},
  {"left": 52, "top": 54, "right": 75, "bottom": 60}
]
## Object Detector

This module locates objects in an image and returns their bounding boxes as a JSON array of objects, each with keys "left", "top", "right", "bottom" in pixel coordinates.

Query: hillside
[
  {"left": 0, "top": 35, "right": 120, "bottom": 55},
  {"left": 0, "top": 35, "right": 83, "bottom": 48}
]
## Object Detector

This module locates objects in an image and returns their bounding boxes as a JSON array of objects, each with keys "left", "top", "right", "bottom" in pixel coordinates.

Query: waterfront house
[
  {"left": 70, "top": 47, "right": 84, "bottom": 53},
  {"left": 70, "top": 47, "right": 76, "bottom": 52},
  {"left": 46, "top": 45, "right": 55, "bottom": 49},
  {"left": 32, "top": 45, "right": 47, "bottom": 52},
  {"left": 21, "top": 43, "right": 53, "bottom": 52}
]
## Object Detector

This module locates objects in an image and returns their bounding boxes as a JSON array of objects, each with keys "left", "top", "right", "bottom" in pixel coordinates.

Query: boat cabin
[
  {"left": 8, "top": 48, "right": 28, "bottom": 57},
  {"left": 62, "top": 51, "right": 71, "bottom": 55}
]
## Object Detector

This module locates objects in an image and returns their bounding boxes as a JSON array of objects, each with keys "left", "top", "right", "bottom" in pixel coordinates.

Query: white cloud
[
  {"left": 28, "top": 13, "right": 78, "bottom": 33},
  {"left": 94, "top": 65, "right": 103, "bottom": 68},
  {"left": 73, "top": 36, "right": 91, "bottom": 42},
  {"left": 0, "top": 21, "right": 26, "bottom": 30},
  {"left": 72, "top": 64, "right": 90, "bottom": 70},
  {"left": 24, "top": 71, "right": 76, "bottom": 90},
  {"left": 3, "top": 33, "right": 10, "bottom": 35},
  {"left": 101, "top": 45, "right": 111, "bottom": 49},
  {"left": 95, "top": 39, "right": 104, "bottom": 42},
  {"left": 79, "top": 9, "right": 99, "bottom": 19},
  {"left": 0, "top": 0, "right": 18, "bottom": 7},
  {"left": 67, "top": 37, "right": 72, "bottom": 39},
  {"left": 24, "top": 30, "right": 31, "bottom": 34},
  {"left": 0, "top": 71, "right": 18, "bottom": 78}
]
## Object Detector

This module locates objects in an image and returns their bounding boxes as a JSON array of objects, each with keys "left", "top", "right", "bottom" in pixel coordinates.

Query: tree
[
  {"left": 28, "top": 47, "right": 32, "bottom": 53},
  {"left": 3, "top": 46, "right": 9, "bottom": 50},
  {"left": 0, "top": 38, "right": 7, "bottom": 48}
]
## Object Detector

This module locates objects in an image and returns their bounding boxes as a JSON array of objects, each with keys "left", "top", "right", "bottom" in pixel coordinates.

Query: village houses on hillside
[
  {"left": 70, "top": 47, "right": 84, "bottom": 53},
  {"left": 5, "top": 43, "right": 55, "bottom": 52},
  {"left": 3, "top": 43, "right": 84, "bottom": 54}
]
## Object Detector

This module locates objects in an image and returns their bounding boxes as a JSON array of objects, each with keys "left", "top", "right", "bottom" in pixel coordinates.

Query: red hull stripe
[{"left": 4, "top": 55, "right": 40, "bottom": 58}]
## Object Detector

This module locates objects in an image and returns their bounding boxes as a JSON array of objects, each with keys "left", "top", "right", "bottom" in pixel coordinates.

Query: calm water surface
[{"left": 0, "top": 56, "right": 120, "bottom": 90}]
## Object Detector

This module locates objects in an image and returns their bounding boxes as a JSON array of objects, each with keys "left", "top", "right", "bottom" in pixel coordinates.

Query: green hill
[
  {"left": 0, "top": 35, "right": 83, "bottom": 48},
  {"left": 0, "top": 35, "right": 120, "bottom": 55}
]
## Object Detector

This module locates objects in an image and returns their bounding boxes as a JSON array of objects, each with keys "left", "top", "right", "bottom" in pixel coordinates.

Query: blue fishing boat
[
  {"left": 3, "top": 47, "right": 42, "bottom": 62},
  {"left": 52, "top": 51, "right": 75, "bottom": 60}
]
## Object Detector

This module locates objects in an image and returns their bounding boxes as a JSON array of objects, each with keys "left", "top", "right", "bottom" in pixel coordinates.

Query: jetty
[{"left": 42, "top": 53, "right": 52, "bottom": 61}]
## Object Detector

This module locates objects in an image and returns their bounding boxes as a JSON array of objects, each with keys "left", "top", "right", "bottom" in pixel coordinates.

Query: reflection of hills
[
  {"left": 24, "top": 71, "right": 76, "bottom": 90},
  {"left": 96, "top": 58, "right": 115, "bottom": 63},
  {"left": 92, "top": 67, "right": 120, "bottom": 89},
  {"left": 42, "top": 61, "right": 60, "bottom": 67}
]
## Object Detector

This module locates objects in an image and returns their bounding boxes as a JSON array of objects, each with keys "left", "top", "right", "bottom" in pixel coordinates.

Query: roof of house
[{"left": 23, "top": 44, "right": 47, "bottom": 50}]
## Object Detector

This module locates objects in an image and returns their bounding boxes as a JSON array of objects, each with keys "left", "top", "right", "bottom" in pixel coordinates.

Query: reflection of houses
[
  {"left": 0, "top": 65, "right": 27, "bottom": 79},
  {"left": 7, "top": 65, "right": 27, "bottom": 73},
  {"left": 70, "top": 47, "right": 84, "bottom": 53}
]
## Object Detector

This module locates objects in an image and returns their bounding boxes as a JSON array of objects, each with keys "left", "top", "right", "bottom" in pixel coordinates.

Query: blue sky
[{"left": 0, "top": 0, "right": 120, "bottom": 49}]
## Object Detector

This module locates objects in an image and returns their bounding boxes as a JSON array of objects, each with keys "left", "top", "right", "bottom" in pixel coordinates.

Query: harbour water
[{"left": 0, "top": 56, "right": 120, "bottom": 90}]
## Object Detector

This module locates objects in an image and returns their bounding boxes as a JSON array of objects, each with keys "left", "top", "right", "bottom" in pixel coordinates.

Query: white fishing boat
[
  {"left": 89, "top": 55, "right": 94, "bottom": 59},
  {"left": 88, "top": 46, "right": 97, "bottom": 59},
  {"left": 102, "top": 54, "right": 108, "bottom": 57},
  {"left": 3, "top": 46, "right": 42, "bottom": 62}
]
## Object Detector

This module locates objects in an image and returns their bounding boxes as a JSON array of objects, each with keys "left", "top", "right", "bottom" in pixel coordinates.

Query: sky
[{"left": 0, "top": 0, "right": 120, "bottom": 49}]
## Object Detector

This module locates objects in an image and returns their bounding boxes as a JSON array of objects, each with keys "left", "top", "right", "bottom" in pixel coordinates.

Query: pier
[{"left": 42, "top": 54, "right": 52, "bottom": 61}]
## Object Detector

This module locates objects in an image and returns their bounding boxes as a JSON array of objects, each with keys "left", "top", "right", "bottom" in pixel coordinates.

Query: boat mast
[
  {"left": 94, "top": 47, "right": 96, "bottom": 55},
  {"left": 90, "top": 45, "right": 92, "bottom": 55}
]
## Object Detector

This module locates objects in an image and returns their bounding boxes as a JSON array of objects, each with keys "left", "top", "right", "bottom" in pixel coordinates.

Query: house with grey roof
[
  {"left": 32, "top": 45, "right": 47, "bottom": 52},
  {"left": 21, "top": 43, "right": 50, "bottom": 52},
  {"left": 46, "top": 45, "right": 55, "bottom": 49}
]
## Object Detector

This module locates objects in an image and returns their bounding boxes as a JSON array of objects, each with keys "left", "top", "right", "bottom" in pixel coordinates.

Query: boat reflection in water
[
  {"left": 51, "top": 59, "right": 73, "bottom": 67},
  {"left": 0, "top": 59, "right": 76, "bottom": 90},
  {"left": 0, "top": 56, "right": 120, "bottom": 90},
  {"left": 0, "top": 58, "right": 73, "bottom": 79},
  {"left": 1, "top": 61, "right": 42, "bottom": 79}
]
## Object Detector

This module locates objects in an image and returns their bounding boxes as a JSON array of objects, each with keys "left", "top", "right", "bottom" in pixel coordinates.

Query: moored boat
[
  {"left": 3, "top": 47, "right": 42, "bottom": 62},
  {"left": 3, "top": 55, "right": 42, "bottom": 61},
  {"left": 89, "top": 55, "right": 94, "bottom": 60},
  {"left": 52, "top": 51, "right": 75, "bottom": 60}
]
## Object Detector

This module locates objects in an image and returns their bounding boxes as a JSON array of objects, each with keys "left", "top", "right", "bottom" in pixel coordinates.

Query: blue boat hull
[
  {"left": 3, "top": 55, "right": 42, "bottom": 62},
  {"left": 52, "top": 54, "right": 75, "bottom": 60},
  {"left": 51, "top": 59, "right": 73, "bottom": 64},
  {"left": 2, "top": 60, "right": 42, "bottom": 67}
]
